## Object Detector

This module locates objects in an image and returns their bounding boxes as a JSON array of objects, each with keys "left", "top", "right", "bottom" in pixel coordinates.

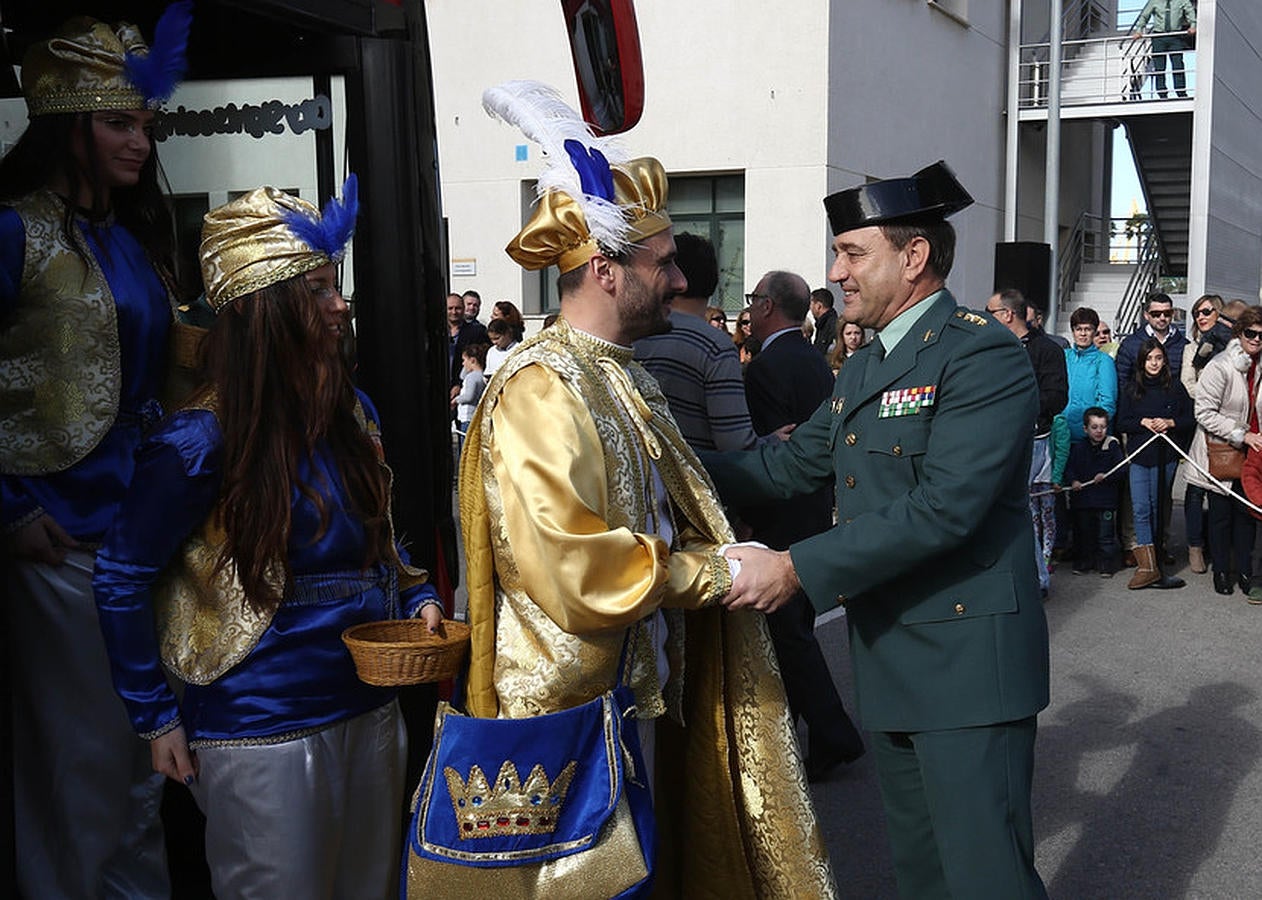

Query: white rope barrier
[{"left": 1031, "top": 431, "right": 1262, "bottom": 517}]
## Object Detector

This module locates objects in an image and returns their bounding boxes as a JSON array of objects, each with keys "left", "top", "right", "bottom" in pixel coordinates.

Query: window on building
[
  {"left": 669, "top": 173, "right": 745, "bottom": 311},
  {"left": 534, "top": 172, "right": 746, "bottom": 314}
]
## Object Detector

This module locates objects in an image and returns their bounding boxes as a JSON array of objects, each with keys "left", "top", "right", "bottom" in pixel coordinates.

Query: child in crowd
[
  {"left": 1063, "top": 407, "right": 1124, "bottom": 576},
  {"left": 484, "top": 317, "right": 518, "bottom": 378},
  {"left": 1116, "top": 339, "right": 1193, "bottom": 589},
  {"left": 452, "top": 343, "right": 488, "bottom": 456}
]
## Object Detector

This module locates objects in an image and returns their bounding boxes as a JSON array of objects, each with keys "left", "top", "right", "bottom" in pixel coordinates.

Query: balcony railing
[{"left": 1020, "top": 30, "right": 1196, "bottom": 109}]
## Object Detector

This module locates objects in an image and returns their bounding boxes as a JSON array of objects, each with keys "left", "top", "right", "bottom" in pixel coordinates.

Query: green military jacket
[{"left": 705, "top": 290, "right": 1049, "bottom": 732}]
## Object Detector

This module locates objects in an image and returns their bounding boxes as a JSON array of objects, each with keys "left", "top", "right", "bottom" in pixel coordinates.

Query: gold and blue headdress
[
  {"left": 482, "top": 80, "right": 671, "bottom": 274},
  {"left": 199, "top": 175, "right": 359, "bottom": 312},
  {"left": 22, "top": 1, "right": 193, "bottom": 117}
]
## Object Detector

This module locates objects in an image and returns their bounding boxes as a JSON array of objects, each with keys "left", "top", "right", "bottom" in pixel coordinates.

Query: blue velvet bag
[{"left": 402, "top": 652, "right": 656, "bottom": 899}]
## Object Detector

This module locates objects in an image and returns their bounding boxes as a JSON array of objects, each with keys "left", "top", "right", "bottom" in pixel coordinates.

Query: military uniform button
[
  {"left": 845, "top": 432, "right": 857, "bottom": 446},
  {"left": 836, "top": 595, "right": 847, "bottom": 606},
  {"left": 954, "top": 603, "right": 965, "bottom": 615},
  {"left": 844, "top": 475, "right": 856, "bottom": 488},
  {"left": 892, "top": 444, "right": 903, "bottom": 456}
]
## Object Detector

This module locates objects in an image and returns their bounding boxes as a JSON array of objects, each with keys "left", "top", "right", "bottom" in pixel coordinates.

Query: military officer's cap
[{"left": 824, "top": 161, "right": 973, "bottom": 236}]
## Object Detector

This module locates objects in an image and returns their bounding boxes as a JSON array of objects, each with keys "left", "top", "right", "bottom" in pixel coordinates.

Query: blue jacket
[{"left": 1064, "top": 344, "right": 1117, "bottom": 439}]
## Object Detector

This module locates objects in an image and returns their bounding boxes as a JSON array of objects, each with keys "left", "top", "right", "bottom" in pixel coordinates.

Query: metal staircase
[
  {"left": 1055, "top": 212, "right": 1159, "bottom": 336},
  {"left": 1123, "top": 113, "right": 1192, "bottom": 277}
]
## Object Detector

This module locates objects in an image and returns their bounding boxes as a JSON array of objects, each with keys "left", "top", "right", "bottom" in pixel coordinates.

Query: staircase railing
[
  {"left": 1114, "top": 225, "right": 1161, "bottom": 333},
  {"left": 1059, "top": 214, "right": 1148, "bottom": 318},
  {"left": 1020, "top": 30, "right": 1195, "bottom": 107},
  {"left": 1058, "top": 213, "right": 1089, "bottom": 317}
]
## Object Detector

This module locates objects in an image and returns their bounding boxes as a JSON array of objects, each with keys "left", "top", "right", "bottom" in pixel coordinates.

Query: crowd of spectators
[{"left": 1042, "top": 291, "right": 1262, "bottom": 600}]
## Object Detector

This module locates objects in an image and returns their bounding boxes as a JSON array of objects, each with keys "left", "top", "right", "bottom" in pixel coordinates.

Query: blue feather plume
[
  {"left": 564, "top": 140, "right": 614, "bottom": 202},
  {"left": 281, "top": 174, "right": 359, "bottom": 261},
  {"left": 124, "top": 0, "right": 193, "bottom": 107}
]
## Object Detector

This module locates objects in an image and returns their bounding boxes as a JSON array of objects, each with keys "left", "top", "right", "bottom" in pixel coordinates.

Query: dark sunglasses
[
  {"left": 1243, "top": 328, "right": 1262, "bottom": 341},
  {"left": 1147, "top": 309, "right": 1173, "bottom": 318},
  {"left": 1194, "top": 307, "right": 1216, "bottom": 318}
]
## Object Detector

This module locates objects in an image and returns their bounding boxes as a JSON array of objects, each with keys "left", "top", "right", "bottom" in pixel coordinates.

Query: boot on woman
[{"left": 1128, "top": 544, "right": 1161, "bottom": 590}]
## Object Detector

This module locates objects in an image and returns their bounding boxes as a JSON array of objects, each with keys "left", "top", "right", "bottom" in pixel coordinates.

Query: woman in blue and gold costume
[
  {"left": 92, "top": 181, "right": 443, "bottom": 898},
  {"left": 0, "top": 5, "right": 191, "bottom": 896}
]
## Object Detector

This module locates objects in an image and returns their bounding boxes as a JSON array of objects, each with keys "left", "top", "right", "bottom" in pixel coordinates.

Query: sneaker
[
  {"left": 1072, "top": 568, "right": 1090, "bottom": 575},
  {"left": 1099, "top": 571, "right": 1114, "bottom": 579},
  {"left": 1248, "top": 585, "right": 1262, "bottom": 606}
]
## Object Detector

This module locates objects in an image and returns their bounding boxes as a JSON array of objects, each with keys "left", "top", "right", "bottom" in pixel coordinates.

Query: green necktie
[{"left": 865, "top": 335, "right": 885, "bottom": 385}]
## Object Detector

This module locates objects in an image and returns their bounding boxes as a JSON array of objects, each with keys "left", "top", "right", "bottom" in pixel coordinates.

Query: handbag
[
  {"left": 402, "top": 640, "right": 655, "bottom": 899},
  {"left": 1207, "top": 436, "right": 1245, "bottom": 481}
]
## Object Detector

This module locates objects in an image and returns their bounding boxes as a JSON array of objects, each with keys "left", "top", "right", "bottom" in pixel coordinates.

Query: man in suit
[
  {"left": 742, "top": 270, "right": 864, "bottom": 780},
  {"left": 809, "top": 287, "right": 838, "bottom": 355},
  {"left": 704, "top": 162, "right": 1050, "bottom": 899}
]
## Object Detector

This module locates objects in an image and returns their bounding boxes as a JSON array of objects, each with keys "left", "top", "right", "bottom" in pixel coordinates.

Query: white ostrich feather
[{"left": 482, "top": 80, "right": 632, "bottom": 253}]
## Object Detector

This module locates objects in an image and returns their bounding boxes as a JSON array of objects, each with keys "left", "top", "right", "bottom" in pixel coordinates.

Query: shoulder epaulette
[{"left": 954, "top": 309, "right": 989, "bottom": 327}]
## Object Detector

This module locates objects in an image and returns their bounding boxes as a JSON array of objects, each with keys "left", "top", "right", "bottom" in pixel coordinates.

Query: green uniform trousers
[{"left": 871, "top": 716, "right": 1047, "bottom": 900}]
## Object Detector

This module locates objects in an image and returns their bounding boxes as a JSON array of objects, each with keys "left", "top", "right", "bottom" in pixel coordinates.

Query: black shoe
[
  {"left": 1214, "top": 572, "right": 1234, "bottom": 595},
  {"left": 1239, "top": 574, "right": 1252, "bottom": 595}
]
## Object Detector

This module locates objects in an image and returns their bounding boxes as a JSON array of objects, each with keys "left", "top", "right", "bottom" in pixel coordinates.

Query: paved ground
[{"left": 811, "top": 520, "right": 1262, "bottom": 898}]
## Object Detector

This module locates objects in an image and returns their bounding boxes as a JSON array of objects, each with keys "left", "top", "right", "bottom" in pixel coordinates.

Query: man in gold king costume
[{"left": 437, "top": 81, "right": 835, "bottom": 898}]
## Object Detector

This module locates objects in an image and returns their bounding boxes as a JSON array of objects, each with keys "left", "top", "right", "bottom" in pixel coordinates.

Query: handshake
[{"left": 717, "top": 541, "right": 801, "bottom": 614}]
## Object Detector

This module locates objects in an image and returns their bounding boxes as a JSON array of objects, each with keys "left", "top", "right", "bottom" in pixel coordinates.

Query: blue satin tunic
[
  {"left": 0, "top": 206, "right": 171, "bottom": 540},
  {"left": 92, "top": 391, "right": 438, "bottom": 745}
]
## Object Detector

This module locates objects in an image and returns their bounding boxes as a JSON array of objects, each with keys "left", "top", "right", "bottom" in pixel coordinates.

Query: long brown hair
[{"left": 196, "top": 274, "right": 390, "bottom": 611}]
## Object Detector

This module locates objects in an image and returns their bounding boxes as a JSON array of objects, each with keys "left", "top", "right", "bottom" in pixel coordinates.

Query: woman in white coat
[{"left": 1185, "top": 306, "right": 1262, "bottom": 596}]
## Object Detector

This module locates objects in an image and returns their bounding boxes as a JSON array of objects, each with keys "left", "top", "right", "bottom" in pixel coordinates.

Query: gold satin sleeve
[
  {"left": 490, "top": 365, "right": 723, "bottom": 636},
  {"left": 662, "top": 515, "right": 731, "bottom": 610}
]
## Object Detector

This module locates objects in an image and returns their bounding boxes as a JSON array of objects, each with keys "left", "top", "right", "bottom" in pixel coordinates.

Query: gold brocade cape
[
  {"left": 153, "top": 394, "right": 427, "bottom": 685},
  {"left": 454, "top": 319, "right": 836, "bottom": 898},
  {"left": 1, "top": 191, "right": 136, "bottom": 474}
]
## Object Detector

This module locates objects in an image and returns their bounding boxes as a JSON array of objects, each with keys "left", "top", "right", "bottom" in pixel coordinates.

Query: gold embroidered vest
[
  {"left": 154, "top": 394, "right": 427, "bottom": 685},
  {"left": 1, "top": 191, "right": 125, "bottom": 474}
]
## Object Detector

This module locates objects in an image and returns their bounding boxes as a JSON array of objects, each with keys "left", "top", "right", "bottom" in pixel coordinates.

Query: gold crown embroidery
[{"left": 444, "top": 760, "right": 577, "bottom": 838}]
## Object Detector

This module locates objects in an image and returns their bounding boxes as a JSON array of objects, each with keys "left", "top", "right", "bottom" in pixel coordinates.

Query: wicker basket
[{"left": 342, "top": 619, "right": 471, "bottom": 686}]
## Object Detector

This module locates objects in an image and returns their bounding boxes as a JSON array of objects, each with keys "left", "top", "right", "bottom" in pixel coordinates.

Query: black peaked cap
[{"left": 824, "top": 160, "right": 973, "bottom": 236}]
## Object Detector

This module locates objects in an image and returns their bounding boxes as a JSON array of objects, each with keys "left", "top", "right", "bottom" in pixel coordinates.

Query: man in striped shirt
[{"left": 634, "top": 233, "right": 761, "bottom": 452}]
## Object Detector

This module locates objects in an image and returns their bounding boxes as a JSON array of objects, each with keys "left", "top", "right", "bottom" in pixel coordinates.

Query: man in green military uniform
[{"left": 705, "top": 162, "right": 1050, "bottom": 899}]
